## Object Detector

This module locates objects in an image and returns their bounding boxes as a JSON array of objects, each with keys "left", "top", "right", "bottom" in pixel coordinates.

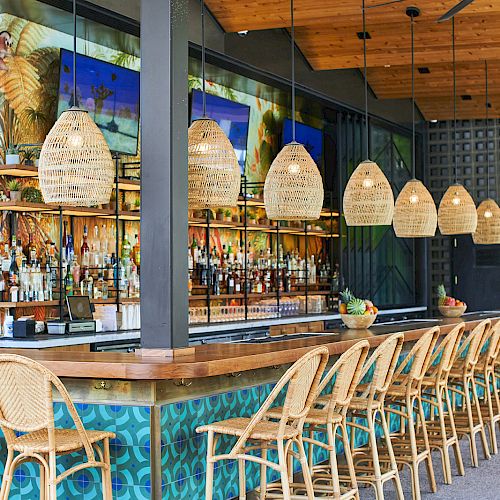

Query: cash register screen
[{"left": 66, "top": 296, "right": 93, "bottom": 321}]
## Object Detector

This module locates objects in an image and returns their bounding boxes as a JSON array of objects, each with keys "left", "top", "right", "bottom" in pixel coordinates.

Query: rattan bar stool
[
  {"left": 0, "top": 354, "right": 114, "bottom": 500},
  {"left": 265, "top": 340, "right": 370, "bottom": 499},
  {"left": 340, "top": 333, "right": 405, "bottom": 500},
  {"left": 447, "top": 319, "right": 492, "bottom": 467},
  {"left": 377, "top": 327, "right": 440, "bottom": 500},
  {"left": 473, "top": 321, "right": 500, "bottom": 454},
  {"left": 418, "top": 323, "right": 465, "bottom": 485},
  {"left": 196, "top": 346, "right": 329, "bottom": 500}
]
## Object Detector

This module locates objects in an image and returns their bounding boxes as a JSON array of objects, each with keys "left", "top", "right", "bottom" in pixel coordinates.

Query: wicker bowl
[
  {"left": 341, "top": 314, "right": 377, "bottom": 329},
  {"left": 439, "top": 305, "right": 467, "bottom": 318}
]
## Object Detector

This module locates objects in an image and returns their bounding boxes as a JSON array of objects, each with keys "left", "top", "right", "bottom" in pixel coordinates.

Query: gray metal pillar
[{"left": 140, "top": 0, "right": 189, "bottom": 349}]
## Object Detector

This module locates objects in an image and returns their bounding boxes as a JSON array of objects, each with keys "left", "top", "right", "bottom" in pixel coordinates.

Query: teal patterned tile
[
  {"left": 115, "top": 406, "right": 151, "bottom": 448},
  {"left": 115, "top": 445, "right": 151, "bottom": 488}
]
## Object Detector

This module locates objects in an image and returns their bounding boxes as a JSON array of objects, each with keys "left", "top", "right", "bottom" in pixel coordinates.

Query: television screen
[
  {"left": 191, "top": 89, "right": 250, "bottom": 174},
  {"left": 282, "top": 118, "right": 323, "bottom": 166},
  {"left": 57, "top": 49, "right": 140, "bottom": 156}
]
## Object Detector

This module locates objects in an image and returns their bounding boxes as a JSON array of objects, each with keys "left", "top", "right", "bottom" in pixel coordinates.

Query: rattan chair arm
[
  {"left": 419, "top": 395, "right": 440, "bottom": 408},
  {"left": 383, "top": 406, "right": 408, "bottom": 419}
]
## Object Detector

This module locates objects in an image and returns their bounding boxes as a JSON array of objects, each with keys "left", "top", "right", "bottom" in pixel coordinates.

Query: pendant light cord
[
  {"left": 291, "top": 0, "right": 296, "bottom": 142},
  {"left": 201, "top": 0, "right": 207, "bottom": 117},
  {"left": 452, "top": 17, "right": 457, "bottom": 184},
  {"left": 362, "top": 0, "right": 369, "bottom": 159},
  {"left": 73, "top": 0, "right": 78, "bottom": 107},
  {"left": 410, "top": 11, "right": 415, "bottom": 179},
  {"left": 485, "top": 60, "right": 490, "bottom": 199}
]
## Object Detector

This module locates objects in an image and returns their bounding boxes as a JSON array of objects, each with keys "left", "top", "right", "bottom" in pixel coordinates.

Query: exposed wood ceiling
[{"left": 205, "top": 0, "right": 500, "bottom": 119}]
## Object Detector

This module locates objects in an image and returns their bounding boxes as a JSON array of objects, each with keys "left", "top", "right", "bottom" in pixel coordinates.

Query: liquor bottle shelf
[
  {"left": 0, "top": 164, "right": 141, "bottom": 191},
  {"left": 188, "top": 289, "right": 336, "bottom": 301},
  {"left": 0, "top": 297, "right": 141, "bottom": 308}
]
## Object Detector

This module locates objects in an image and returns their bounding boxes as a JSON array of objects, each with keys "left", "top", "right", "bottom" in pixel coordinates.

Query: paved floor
[{"left": 359, "top": 434, "right": 498, "bottom": 499}]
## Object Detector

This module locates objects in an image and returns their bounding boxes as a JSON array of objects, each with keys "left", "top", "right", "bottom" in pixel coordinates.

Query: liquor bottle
[
  {"left": 45, "top": 263, "right": 53, "bottom": 301},
  {"left": 81, "top": 269, "right": 93, "bottom": 297},
  {"left": 28, "top": 237, "right": 37, "bottom": 265},
  {"left": 1, "top": 242, "right": 11, "bottom": 274},
  {"left": 9, "top": 245, "right": 18, "bottom": 286},
  {"left": 100, "top": 224, "right": 109, "bottom": 257},
  {"left": 65, "top": 272, "right": 74, "bottom": 296},
  {"left": 71, "top": 255, "right": 81, "bottom": 286},
  {"left": 62, "top": 221, "right": 68, "bottom": 258},
  {"left": 81, "top": 225, "right": 90, "bottom": 267},
  {"left": 227, "top": 266, "right": 235, "bottom": 294},
  {"left": 188, "top": 271, "right": 193, "bottom": 296},
  {"left": 234, "top": 268, "right": 241, "bottom": 294},
  {"left": 191, "top": 236, "right": 198, "bottom": 263},
  {"left": 188, "top": 246, "right": 194, "bottom": 271},
  {"left": 99, "top": 272, "right": 109, "bottom": 300},
  {"left": 309, "top": 255, "right": 316, "bottom": 284},
  {"left": 236, "top": 246, "right": 244, "bottom": 267},
  {"left": 121, "top": 233, "right": 132, "bottom": 263},
  {"left": 133, "top": 234, "right": 141, "bottom": 267},
  {"left": 212, "top": 265, "right": 220, "bottom": 295},
  {"left": 227, "top": 242, "right": 235, "bottom": 264},
  {"left": 15, "top": 238, "right": 23, "bottom": 270}
]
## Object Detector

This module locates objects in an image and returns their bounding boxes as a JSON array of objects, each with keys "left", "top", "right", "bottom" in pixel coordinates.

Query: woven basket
[
  {"left": 438, "top": 183, "right": 477, "bottom": 235},
  {"left": 393, "top": 179, "right": 437, "bottom": 238},
  {"left": 439, "top": 305, "right": 467, "bottom": 318},
  {"left": 264, "top": 142, "right": 323, "bottom": 221},
  {"left": 473, "top": 198, "right": 500, "bottom": 245},
  {"left": 341, "top": 313, "right": 377, "bottom": 329},
  {"left": 343, "top": 160, "right": 394, "bottom": 226},
  {"left": 188, "top": 118, "right": 240, "bottom": 209},
  {"left": 38, "top": 107, "right": 114, "bottom": 206}
]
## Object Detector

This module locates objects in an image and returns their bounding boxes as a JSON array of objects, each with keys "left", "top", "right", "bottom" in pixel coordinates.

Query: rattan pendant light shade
[
  {"left": 264, "top": 142, "right": 323, "bottom": 220},
  {"left": 188, "top": 118, "right": 240, "bottom": 209},
  {"left": 38, "top": 108, "right": 114, "bottom": 206},
  {"left": 438, "top": 183, "right": 477, "bottom": 235},
  {"left": 343, "top": 160, "right": 394, "bottom": 226},
  {"left": 394, "top": 180, "right": 437, "bottom": 237},
  {"left": 473, "top": 199, "right": 500, "bottom": 244}
]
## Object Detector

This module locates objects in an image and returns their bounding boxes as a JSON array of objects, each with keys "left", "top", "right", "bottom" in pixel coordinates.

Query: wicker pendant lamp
[
  {"left": 393, "top": 8, "right": 437, "bottom": 238},
  {"left": 473, "top": 61, "right": 500, "bottom": 245},
  {"left": 263, "top": 0, "right": 323, "bottom": 220},
  {"left": 188, "top": 0, "right": 239, "bottom": 209},
  {"left": 343, "top": 0, "right": 393, "bottom": 226},
  {"left": 437, "top": 18, "right": 477, "bottom": 235},
  {"left": 38, "top": 0, "right": 113, "bottom": 206}
]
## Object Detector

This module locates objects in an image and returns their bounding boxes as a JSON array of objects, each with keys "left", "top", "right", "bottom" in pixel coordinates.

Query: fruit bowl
[
  {"left": 341, "top": 313, "right": 377, "bottom": 329},
  {"left": 439, "top": 305, "right": 467, "bottom": 318}
]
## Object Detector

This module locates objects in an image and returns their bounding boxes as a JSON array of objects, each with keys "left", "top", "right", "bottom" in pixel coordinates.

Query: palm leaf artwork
[{"left": 15, "top": 22, "right": 47, "bottom": 57}]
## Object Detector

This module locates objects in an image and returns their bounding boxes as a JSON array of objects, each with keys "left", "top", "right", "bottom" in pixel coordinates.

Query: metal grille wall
[{"left": 427, "top": 119, "right": 500, "bottom": 309}]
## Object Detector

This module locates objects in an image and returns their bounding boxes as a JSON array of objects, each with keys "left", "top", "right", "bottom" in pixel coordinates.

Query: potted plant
[
  {"left": 7, "top": 180, "right": 22, "bottom": 201},
  {"left": 192, "top": 209, "right": 204, "bottom": 219},
  {"left": 224, "top": 209, "right": 232, "bottom": 222},
  {"left": 5, "top": 145, "right": 20, "bottom": 165},
  {"left": 132, "top": 198, "right": 141, "bottom": 212},
  {"left": 251, "top": 187, "right": 261, "bottom": 200},
  {"left": 248, "top": 212, "right": 257, "bottom": 225},
  {"left": 20, "top": 147, "right": 39, "bottom": 167},
  {"left": 216, "top": 208, "right": 224, "bottom": 221},
  {"left": 232, "top": 212, "right": 240, "bottom": 223},
  {"left": 21, "top": 186, "right": 43, "bottom": 203}
]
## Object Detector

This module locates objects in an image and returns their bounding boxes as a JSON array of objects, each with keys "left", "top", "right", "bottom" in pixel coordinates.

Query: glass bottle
[
  {"left": 133, "top": 234, "right": 141, "bottom": 267},
  {"left": 121, "top": 233, "right": 132, "bottom": 263},
  {"left": 81, "top": 225, "right": 90, "bottom": 267}
]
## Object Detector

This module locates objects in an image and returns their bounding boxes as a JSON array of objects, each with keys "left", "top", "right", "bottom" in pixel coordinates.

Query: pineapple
[
  {"left": 347, "top": 298, "right": 366, "bottom": 316},
  {"left": 437, "top": 284, "right": 447, "bottom": 306},
  {"left": 340, "top": 288, "right": 355, "bottom": 304}
]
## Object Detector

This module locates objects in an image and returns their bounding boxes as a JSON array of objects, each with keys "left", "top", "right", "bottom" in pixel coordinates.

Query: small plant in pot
[
  {"left": 21, "top": 186, "right": 43, "bottom": 203},
  {"left": 5, "top": 145, "right": 20, "bottom": 165},
  {"left": 216, "top": 208, "right": 224, "bottom": 221},
  {"left": 20, "top": 147, "right": 39, "bottom": 167},
  {"left": 339, "top": 288, "right": 378, "bottom": 329},
  {"left": 224, "top": 209, "right": 232, "bottom": 222},
  {"left": 247, "top": 211, "right": 257, "bottom": 224},
  {"left": 132, "top": 198, "right": 141, "bottom": 212},
  {"left": 7, "top": 180, "right": 22, "bottom": 202}
]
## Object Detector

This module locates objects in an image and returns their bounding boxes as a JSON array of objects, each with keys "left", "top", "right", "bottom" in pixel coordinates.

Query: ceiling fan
[{"left": 437, "top": 0, "right": 474, "bottom": 22}]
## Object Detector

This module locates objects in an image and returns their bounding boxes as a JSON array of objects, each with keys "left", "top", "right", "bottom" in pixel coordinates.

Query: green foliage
[
  {"left": 6, "top": 179, "right": 21, "bottom": 191},
  {"left": 21, "top": 186, "right": 42, "bottom": 203}
]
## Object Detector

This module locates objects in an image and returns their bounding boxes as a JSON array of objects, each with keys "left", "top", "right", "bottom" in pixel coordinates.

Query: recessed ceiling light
[
  {"left": 237, "top": 30, "right": 249, "bottom": 37},
  {"left": 357, "top": 31, "right": 371, "bottom": 40},
  {"left": 430, "top": 119, "right": 438, "bottom": 123},
  {"left": 418, "top": 67, "right": 430, "bottom": 74},
  {"left": 384, "top": 64, "right": 391, "bottom": 68}
]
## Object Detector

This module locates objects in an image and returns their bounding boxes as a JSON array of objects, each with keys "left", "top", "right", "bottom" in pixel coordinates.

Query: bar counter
[{"left": 0, "top": 312, "right": 498, "bottom": 499}]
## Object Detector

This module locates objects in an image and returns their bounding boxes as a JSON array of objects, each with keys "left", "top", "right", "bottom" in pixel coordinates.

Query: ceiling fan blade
[{"left": 437, "top": 0, "right": 474, "bottom": 23}]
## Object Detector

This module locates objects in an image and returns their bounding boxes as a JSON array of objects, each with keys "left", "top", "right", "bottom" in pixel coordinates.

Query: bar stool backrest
[
  {"left": 393, "top": 327, "right": 440, "bottom": 390},
  {"left": 317, "top": 340, "right": 370, "bottom": 419},
  {"left": 427, "top": 323, "right": 465, "bottom": 382},
  {"left": 0, "top": 354, "right": 95, "bottom": 461},
  {"left": 231, "top": 346, "right": 329, "bottom": 455},
  {"left": 361, "top": 333, "right": 404, "bottom": 405},
  {"left": 480, "top": 321, "right": 500, "bottom": 370},
  {"left": 455, "top": 319, "right": 492, "bottom": 374}
]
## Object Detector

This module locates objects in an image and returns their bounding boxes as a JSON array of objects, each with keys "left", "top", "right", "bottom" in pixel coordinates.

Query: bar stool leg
[
  {"left": 327, "top": 422, "right": 341, "bottom": 497},
  {"left": 278, "top": 441, "right": 291, "bottom": 500},
  {"left": 205, "top": 430, "right": 216, "bottom": 500},
  {"left": 39, "top": 461, "right": 46, "bottom": 500},
  {"left": 260, "top": 444, "right": 268, "bottom": 500},
  {"left": 367, "top": 411, "right": 385, "bottom": 500},
  {"left": 436, "top": 387, "right": 452, "bottom": 484},
  {"left": 380, "top": 409, "right": 404, "bottom": 500},
  {"left": 47, "top": 451, "right": 57, "bottom": 500},
  {"left": 340, "top": 421, "right": 359, "bottom": 500},
  {"left": 102, "top": 438, "right": 113, "bottom": 500},
  {"left": 445, "top": 386, "right": 465, "bottom": 477},
  {"left": 0, "top": 450, "right": 14, "bottom": 500},
  {"left": 297, "top": 437, "right": 315, "bottom": 500},
  {"left": 472, "top": 378, "right": 491, "bottom": 460},
  {"left": 239, "top": 457, "right": 246, "bottom": 499}
]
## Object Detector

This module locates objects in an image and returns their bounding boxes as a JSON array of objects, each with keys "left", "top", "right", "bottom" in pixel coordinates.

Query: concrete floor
[{"left": 359, "top": 434, "right": 498, "bottom": 500}]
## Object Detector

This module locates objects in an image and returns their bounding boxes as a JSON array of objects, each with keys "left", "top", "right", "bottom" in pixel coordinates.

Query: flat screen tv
[
  {"left": 191, "top": 89, "right": 250, "bottom": 174},
  {"left": 57, "top": 49, "right": 140, "bottom": 156},
  {"left": 282, "top": 118, "right": 323, "bottom": 167}
]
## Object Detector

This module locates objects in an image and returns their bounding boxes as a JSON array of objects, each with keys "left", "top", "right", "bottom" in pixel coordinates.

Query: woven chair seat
[
  {"left": 12, "top": 428, "right": 115, "bottom": 454},
  {"left": 197, "top": 417, "right": 299, "bottom": 441},
  {"left": 385, "top": 385, "right": 419, "bottom": 398},
  {"left": 266, "top": 406, "right": 342, "bottom": 426},
  {"left": 348, "top": 396, "right": 383, "bottom": 411}
]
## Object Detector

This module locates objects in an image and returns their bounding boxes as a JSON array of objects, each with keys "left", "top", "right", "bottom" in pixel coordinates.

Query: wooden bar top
[{"left": 0, "top": 313, "right": 497, "bottom": 380}]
